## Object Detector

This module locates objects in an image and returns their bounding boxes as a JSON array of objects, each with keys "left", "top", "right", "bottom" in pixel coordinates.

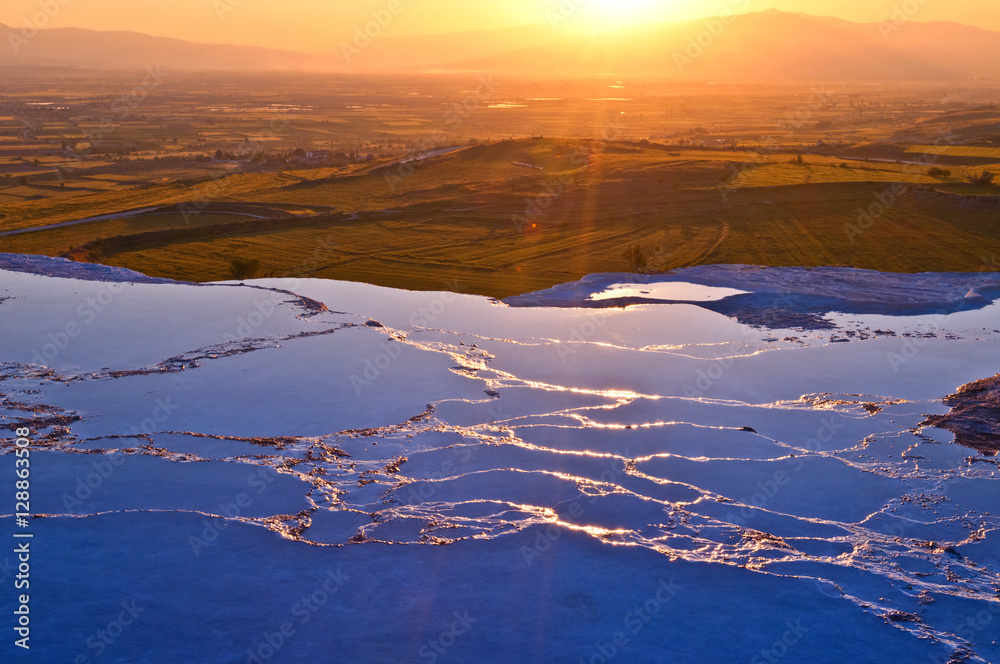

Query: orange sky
[{"left": 1, "top": 0, "right": 998, "bottom": 53}]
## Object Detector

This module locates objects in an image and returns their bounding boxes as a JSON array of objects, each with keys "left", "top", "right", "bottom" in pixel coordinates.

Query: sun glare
[{"left": 589, "top": 0, "right": 658, "bottom": 26}]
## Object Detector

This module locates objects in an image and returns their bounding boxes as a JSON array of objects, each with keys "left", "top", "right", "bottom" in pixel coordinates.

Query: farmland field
[{"left": 2, "top": 71, "right": 1000, "bottom": 295}]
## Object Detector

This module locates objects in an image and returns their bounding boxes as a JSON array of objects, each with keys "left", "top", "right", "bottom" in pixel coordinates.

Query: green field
[{"left": 3, "top": 76, "right": 1000, "bottom": 297}]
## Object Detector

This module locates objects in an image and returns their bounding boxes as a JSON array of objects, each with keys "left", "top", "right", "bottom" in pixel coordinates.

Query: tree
[
  {"left": 228, "top": 258, "right": 262, "bottom": 281},
  {"left": 623, "top": 244, "right": 649, "bottom": 274},
  {"left": 967, "top": 170, "right": 995, "bottom": 186}
]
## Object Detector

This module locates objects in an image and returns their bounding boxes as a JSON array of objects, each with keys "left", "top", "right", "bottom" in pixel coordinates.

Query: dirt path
[
  {"left": 0, "top": 203, "right": 322, "bottom": 238},
  {"left": 0, "top": 207, "right": 161, "bottom": 238},
  {"left": 681, "top": 220, "right": 730, "bottom": 267}
]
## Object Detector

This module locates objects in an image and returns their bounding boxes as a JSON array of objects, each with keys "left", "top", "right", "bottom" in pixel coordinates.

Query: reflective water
[
  {"left": 0, "top": 265, "right": 998, "bottom": 663},
  {"left": 588, "top": 282, "right": 748, "bottom": 302}
]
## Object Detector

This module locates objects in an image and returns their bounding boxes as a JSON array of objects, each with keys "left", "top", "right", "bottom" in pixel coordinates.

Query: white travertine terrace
[{"left": 1, "top": 255, "right": 998, "bottom": 663}]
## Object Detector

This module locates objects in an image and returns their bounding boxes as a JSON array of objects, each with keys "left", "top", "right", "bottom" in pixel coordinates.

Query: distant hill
[
  {"left": 442, "top": 10, "right": 1000, "bottom": 81},
  {"left": 3, "top": 11, "right": 1000, "bottom": 80},
  {"left": 0, "top": 23, "right": 333, "bottom": 71}
]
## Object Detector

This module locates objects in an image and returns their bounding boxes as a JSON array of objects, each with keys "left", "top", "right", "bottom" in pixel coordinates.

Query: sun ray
[{"left": 583, "top": 0, "right": 660, "bottom": 28}]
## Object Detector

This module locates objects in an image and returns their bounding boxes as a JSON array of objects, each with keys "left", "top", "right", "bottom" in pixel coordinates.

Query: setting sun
[{"left": 589, "top": 0, "right": 659, "bottom": 25}]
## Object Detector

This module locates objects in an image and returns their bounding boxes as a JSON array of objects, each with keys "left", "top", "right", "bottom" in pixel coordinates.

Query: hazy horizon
[{"left": 2, "top": 0, "right": 999, "bottom": 54}]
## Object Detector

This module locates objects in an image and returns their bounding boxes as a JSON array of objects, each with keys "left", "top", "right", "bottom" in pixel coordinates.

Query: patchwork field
[{"left": 2, "top": 72, "right": 999, "bottom": 296}]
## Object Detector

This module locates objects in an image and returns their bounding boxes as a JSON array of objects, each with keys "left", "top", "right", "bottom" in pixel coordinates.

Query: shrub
[
  {"left": 967, "top": 170, "right": 995, "bottom": 186},
  {"left": 624, "top": 243, "right": 670, "bottom": 274},
  {"left": 623, "top": 244, "right": 649, "bottom": 273},
  {"left": 927, "top": 167, "right": 951, "bottom": 178},
  {"left": 228, "top": 257, "right": 262, "bottom": 281}
]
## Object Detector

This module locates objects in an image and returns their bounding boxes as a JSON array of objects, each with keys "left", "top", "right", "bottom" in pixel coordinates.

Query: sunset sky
[{"left": 1, "top": 0, "right": 997, "bottom": 53}]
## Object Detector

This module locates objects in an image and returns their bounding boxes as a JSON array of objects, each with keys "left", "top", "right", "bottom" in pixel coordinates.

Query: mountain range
[
  {"left": 2, "top": 10, "right": 998, "bottom": 81},
  {"left": 0, "top": 23, "right": 331, "bottom": 71}
]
